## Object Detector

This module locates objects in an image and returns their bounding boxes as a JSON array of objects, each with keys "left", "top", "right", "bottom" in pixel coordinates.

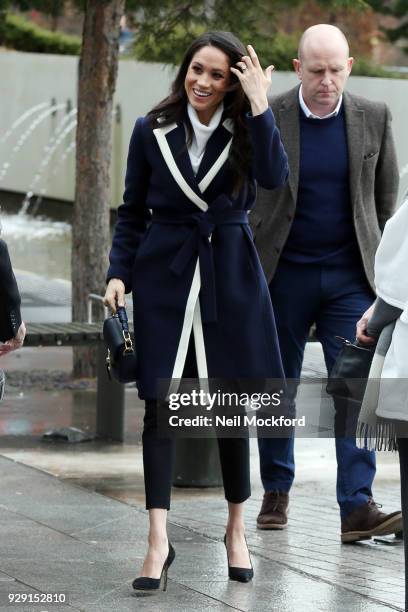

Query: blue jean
[{"left": 258, "top": 256, "right": 376, "bottom": 518}]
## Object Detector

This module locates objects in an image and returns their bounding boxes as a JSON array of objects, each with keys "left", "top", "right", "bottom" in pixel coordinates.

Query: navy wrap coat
[{"left": 107, "top": 107, "right": 289, "bottom": 399}]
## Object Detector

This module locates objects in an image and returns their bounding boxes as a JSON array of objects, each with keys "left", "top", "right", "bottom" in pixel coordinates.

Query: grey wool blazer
[{"left": 250, "top": 86, "right": 400, "bottom": 291}]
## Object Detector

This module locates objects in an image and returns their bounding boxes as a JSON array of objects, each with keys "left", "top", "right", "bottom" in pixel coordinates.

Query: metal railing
[{"left": 87, "top": 293, "right": 108, "bottom": 324}]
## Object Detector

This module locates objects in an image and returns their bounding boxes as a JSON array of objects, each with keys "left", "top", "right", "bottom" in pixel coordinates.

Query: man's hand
[
  {"left": 356, "top": 303, "right": 376, "bottom": 346},
  {"left": 0, "top": 321, "right": 26, "bottom": 356}
]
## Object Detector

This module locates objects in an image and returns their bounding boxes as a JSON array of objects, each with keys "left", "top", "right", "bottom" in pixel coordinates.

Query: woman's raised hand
[
  {"left": 230, "top": 44, "right": 273, "bottom": 116},
  {"left": 103, "top": 278, "right": 126, "bottom": 313}
]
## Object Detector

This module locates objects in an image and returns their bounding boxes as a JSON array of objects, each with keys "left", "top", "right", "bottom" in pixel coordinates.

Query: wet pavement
[{"left": 0, "top": 273, "right": 405, "bottom": 611}]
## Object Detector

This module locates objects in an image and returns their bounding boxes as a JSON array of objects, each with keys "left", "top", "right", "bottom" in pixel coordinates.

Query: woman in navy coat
[{"left": 104, "top": 31, "right": 288, "bottom": 591}]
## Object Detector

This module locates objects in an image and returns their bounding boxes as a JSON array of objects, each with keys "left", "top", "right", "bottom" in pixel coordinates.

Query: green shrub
[
  {"left": 352, "top": 57, "right": 407, "bottom": 79},
  {"left": 0, "top": 13, "right": 81, "bottom": 55},
  {"left": 253, "top": 32, "right": 298, "bottom": 72},
  {"left": 133, "top": 27, "right": 406, "bottom": 80},
  {"left": 133, "top": 27, "right": 299, "bottom": 71}
]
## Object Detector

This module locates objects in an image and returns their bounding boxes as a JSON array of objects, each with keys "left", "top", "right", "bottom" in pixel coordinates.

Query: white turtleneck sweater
[{"left": 186, "top": 102, "right": 224, "bottom": 175}]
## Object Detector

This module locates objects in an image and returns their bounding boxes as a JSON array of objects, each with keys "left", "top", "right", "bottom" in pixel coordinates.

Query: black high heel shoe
[
  {"left": 132, "top": 542, "right": 175, "bottom": 593},
  {"left": 224, "top": 534, "right": 254, "bottom": 583}
]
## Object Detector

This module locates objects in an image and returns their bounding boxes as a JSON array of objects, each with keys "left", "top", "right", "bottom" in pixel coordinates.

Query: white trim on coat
[
  {"left": 192, "top": 297, "right": 208, "bottom": 379},
  {"left": 198, "top": 138, "right": 233, "bottom": 193},
  {"left": 170, "top": 259, "right": 201, "bottom": 381},
  {"left": 153, "top": 123, "right": 208, "bottom": 212}
]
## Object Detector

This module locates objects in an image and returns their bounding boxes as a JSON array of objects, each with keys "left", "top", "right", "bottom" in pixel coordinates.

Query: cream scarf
[
  {"left": 186, "top": 102, "right": 224, "bottom": 175},
  {"left": 357, "top": 197, "right": 408, "bottom": 449}
]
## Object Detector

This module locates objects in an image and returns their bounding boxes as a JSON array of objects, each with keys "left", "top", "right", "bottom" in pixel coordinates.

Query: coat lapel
[
  {"left": 195, "top": 119, "right": 233, "bottom": 190},
  {"left": 344, "top": 92, "right": 365, "bottom": 212},
  {"left": 278, "top": 88, "right": 300, "bottom": 203},
  {"left": 165, "top": 123, "right": 201, "bottom": 196},
  {"left": 153, "top": 122, "right": 208, "bottom": 211},
  {"left": 153, "top": 117, "right": 234, "bottom": 210}
]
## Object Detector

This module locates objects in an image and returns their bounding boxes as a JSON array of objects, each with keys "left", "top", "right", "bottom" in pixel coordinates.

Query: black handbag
[
  {"left": 103, "top": 306, "right": 137, "bottom": 384},
  {"left": 326, "top": 336, "right": 375, "bottom": 401}
]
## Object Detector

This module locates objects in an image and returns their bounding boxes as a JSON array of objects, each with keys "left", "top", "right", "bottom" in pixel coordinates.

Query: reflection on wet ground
[{"left": 0, "top": 346, "right": 402, "bottom": 511}]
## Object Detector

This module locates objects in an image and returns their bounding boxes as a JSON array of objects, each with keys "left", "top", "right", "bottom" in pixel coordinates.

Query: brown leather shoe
[
  {"left": 257, "top": 490, "right": 289, "bottom": 530},
  {"left": 341, "top": 498, "right": 402, "bottom": 543}
]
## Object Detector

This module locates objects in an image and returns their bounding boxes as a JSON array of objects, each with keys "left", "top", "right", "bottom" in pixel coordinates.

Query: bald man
[{"left": 251, "top": 25, "right": 401, "bottom": 541}]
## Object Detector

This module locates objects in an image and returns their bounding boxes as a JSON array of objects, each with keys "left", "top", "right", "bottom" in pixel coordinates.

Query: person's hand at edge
[
  {"left": 356, "top": 303, "right": 376, "bottom": 346},
  {"left": 0, "top": 321, "right": 26, "bottom": 356}
]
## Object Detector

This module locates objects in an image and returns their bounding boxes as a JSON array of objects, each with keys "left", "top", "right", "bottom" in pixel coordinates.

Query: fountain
[
  {"left": 31, "top": 140, "right": 77, "bottom": 216},
  {"left": 21, "top": 107, "right": 77, "bottom": 215},
  {"left": 0, "top": 101, "right": 50, "bottom": 147},
  {"left": 0, "top": 101, "right": 73, "bottom": 280},
  {"left": 0, "top": 101, "right": 67, "bottom": 185}
]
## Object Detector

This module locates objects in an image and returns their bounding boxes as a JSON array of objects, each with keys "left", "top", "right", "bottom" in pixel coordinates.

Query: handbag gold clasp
[
  {"left": 106, "top": 349, "right": 112, "bottom": 380},
  {"left": 123, "top": 331, "right": 133, "bottom": 354}
]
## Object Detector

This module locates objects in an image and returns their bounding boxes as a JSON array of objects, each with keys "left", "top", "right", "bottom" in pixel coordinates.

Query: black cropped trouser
[
  {"left": 142, "top": 340, "right": 250, "bottom": 509},
  {"left": 142, "top": 399, "right": 250, "bottom": 509}
]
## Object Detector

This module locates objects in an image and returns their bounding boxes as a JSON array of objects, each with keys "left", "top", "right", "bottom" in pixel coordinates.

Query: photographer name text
[{"left": 168, "top": 415, "right": 305, "bottom": 427}]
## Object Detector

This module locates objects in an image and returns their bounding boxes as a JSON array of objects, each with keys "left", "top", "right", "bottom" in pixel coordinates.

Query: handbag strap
[
  {"left": 117, "top": 306, "right": 130, "bottom": 333},
  {"left": 116, "top": 306, "right": 133, "bottom": 353},
  {"left": 335, "top": 335, "right": 375, "bottom": 352}
]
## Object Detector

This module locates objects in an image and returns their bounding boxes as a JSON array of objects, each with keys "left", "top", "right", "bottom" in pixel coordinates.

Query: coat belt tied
[{"left": 151, "top": 195, "right": 249, "bottom": 323}]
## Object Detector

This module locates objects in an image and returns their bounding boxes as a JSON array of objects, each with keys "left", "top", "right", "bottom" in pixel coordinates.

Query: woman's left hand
[{"left": 230, "top": 44, "right": 273, "bottom": 116}]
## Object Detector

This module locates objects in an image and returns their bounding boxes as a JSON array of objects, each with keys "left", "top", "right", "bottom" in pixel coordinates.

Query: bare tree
[{"left": 72, "top": 0, "right": 125, "bottom": 377}]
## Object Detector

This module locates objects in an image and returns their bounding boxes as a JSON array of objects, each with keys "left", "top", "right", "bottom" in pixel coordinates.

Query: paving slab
[{"left": 0, "top": 455, "right": 404, "bottom": 612}]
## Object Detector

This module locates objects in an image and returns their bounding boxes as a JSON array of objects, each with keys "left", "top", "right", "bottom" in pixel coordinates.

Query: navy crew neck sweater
[{"left": 281, "top": 104, "right": 359, "bottom": 264}]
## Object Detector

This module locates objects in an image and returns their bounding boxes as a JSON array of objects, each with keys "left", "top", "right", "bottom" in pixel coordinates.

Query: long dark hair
[{"left": 147, "top": 31, "right": 252, "bottom": 192}]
